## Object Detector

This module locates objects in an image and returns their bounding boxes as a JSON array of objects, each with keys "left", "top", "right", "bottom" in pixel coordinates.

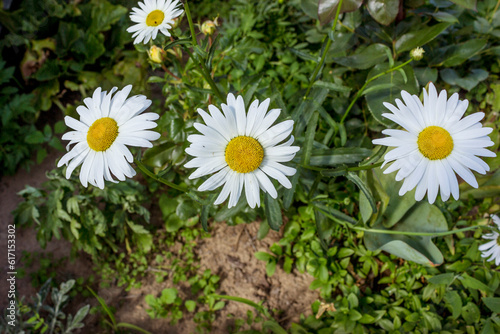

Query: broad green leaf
[
  {"left": 395, "top": 23, "right": 452, "bottom": 53},
  {"left": 366, "top": 0, "right": 399, "bottom": 25},
  {"left": 265, "top": 193, "right": 283, "bottom": 231},
  {"left": 25, "top": 131, "right": 45, "bottom": 144},
  {"left": 459, "top": 273, "right": 494, "bottom": 293},
  {"left": 442, "top": 39, "right": 487, "bottom": 67},
  {"left": 161, "top": 288, "right": 178, "bottom": 304},
  {"left": 365, "top": 63, "right": 419, "bottom": 127},
  {"left": 428, "top": 273, "right": 455, "bottom": 285},
  {"left": 444, "top": 291, "right": 462, "bottom": 319},
  {"left": 263, "top": 320, "right": 288, "bottom": 334},
  {"left": 255, "top": 252, "right": 274, "bottom": 262},
  {"left": 364, "top": 202, "right": 448, "bottom": 265},
  {"left": 461, "top": 302, "right": 480, "bottom": 325},
  {"left": 440, "top": 68, "right": 489, "bottom": 91},
  {"left": 482, "top": 297, "right": 500, "bottom": 313},
  {"left": 318, "top": 0, "right": 364, "bottom": 25},
  {"left": 431, "top": 12, "right": 459, "bottom": 23},
  {"left": 449, "top": 0, "right": 476, "bottom": 9},
  {"left": 375, "top": 164, "right": 417, "bottom": 228},
  {"left": 332, "top": 44, "right": 391, "bottom": 70},
  {"left": 185, "top": 300, "right": 196, "bottom": 312}
]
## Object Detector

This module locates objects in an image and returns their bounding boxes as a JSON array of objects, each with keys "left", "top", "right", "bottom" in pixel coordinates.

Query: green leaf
[
  {"left": 364, "top": 202, "right": 448, "bottom": 265},
  {"left": 213, "top": 301, "right": 225, "bottom": 311},
  {"left": 161, "top": 288, "right": 178, "bottom": 304},
  {"left": 201, "top": 203, "right": 210, "bottom": 232},
  {"left": 333, "top": 44, "right": 391, "bottom": 70},
  {"left": 347, "top": 172, "right": 377, "bottom": 214},
  {"left": 459, "top": 273, "right": 494, "bottom": 294},
  {"left": 444, "top": 291, "right": 462, "bottom": 319},
  {"left": 255, "top": 252, "right": 274, "bottom": 262},
  {"left": 263, "top": 320, "right": 288, "bottom": 334},
  {"left": 441, "top": 39, "right": 488, "bottom": 67},
  {"left": 440, "top": 68, "right": 488, "bottom": 91},
  {"left": 318, "top": 0, "right": 364, "bottom": 25},
  {"left": 312, "top": 201, "right": 358, "bottom": 225},
  {"left": 25, "top": 131, "right": 46, "bottom": 144},
  {"left": 36, "top": 148, "right": 47, "bottom": 164},
  {"left": 185, "top": 300, "right": 196, "bottom": 312},
  {"left": 264, "top": 193, "right": 283, "bottom": 231},
  {"left": 366, "top": 0, "right": 399, "bottom": 25},
  {"left": 54, "top": 121, "right": 66, "bottom": 134},
  {"left": 461, "top": 302, "right": 480, "bottom": 325},
  {"left": 395, "top": 23, "right": 452, "bottom": 53},
  {"left": 365, "top": 63, "right": 419, "bottom": 127},
  {"left": 266, "top": 260, "right": 277, "bottom": 277},
  {"left": 428, "top": 273, "right": 455, "bottom": 285},
  {"left": 449, "top": 0, "right": 477, "bottom": 10},
  {"left": 483, "top": 297, "right": 500, "bottom": 313},
  {"left": 310, "top": 148, "right": 372, "bottom": 166},
  {"left": 313, "top": 80, "right": 352, "bottom": 92}
]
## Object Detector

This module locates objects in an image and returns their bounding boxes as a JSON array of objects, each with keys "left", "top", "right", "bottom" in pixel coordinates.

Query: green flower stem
[
  {"left": 339, "top": 58, "right": 413, "bottom": 124},
  {"left": 134, "top": 158, "right": 188, "bottom": 193},
  {"left": 183, "top": 46, "right": 224, "bottom": 101},
  {"left": 304, "top": 0, "right": 344, "bottom": 100},
  {"left": 352, "top": 225, "right": 488, "bottom": 237},
  {"left": 183, "top": 0, "right": 198, "bottom": 47}
]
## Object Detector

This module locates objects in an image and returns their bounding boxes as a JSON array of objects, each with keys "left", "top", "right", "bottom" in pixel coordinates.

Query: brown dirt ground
[{"left": 0, "top": 151, "right": 318, "bottom": 333}]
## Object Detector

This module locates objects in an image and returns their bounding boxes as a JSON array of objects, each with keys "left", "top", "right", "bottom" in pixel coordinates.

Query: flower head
[
  {"left": 201, "top": 18, "right": 218, "bottom": 36},
  {"left": 58, "top": 85, "right": 160, "bottom": 189},
  {"left": 410, "top": 47, "right": 425, "bottom": 61},
  {"left": 148, "top": 45, "right": 165, "bottom": 63},
  {"left": 373, "top": 82, "right": 496, "bottom": 203},
  {"left": 185, "top": 94, "right": 300, "bottom": 208},
  {"left": 479, "top": 215, "right": 500, "bottom": 266},
  {"left": 127, "top": 0, "right": 184, "bottom": 44}
]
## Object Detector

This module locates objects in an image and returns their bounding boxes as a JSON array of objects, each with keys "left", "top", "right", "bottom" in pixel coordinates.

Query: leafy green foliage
[
  {"left": 0, "top": 279, "right": 89, "bottom": 334},
  {"left": 13, "top": 168, "right": 152, "bottom": 259}
]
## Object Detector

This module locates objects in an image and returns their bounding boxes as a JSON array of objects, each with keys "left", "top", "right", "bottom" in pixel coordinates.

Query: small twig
[{"left": 161, "top": 64, "right": 181, "bottom": 80}]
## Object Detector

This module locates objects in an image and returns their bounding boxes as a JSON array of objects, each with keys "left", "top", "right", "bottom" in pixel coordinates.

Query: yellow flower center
[
  {"left": 225, "top": 136, "right": 264, "bottom": 173},
  {"left": 146, "top": 10, "right": 165, "bottom": 27},
  {"left": 87, "top": 117, "right": 118, "bottom": 152},
  {"left": 417, "top": 126, "right": 454, "bottom": 160}
]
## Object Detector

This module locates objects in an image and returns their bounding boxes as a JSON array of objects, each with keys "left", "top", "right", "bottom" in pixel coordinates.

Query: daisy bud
[
  {"left": 410, "top": 47, "right": 425, "bottom": 61},
  {"left": 148, "top": 45, "right": 165, "bottom": 64},
  {"left": 201, "top": 19, "right": 218, "bottom": 36}
]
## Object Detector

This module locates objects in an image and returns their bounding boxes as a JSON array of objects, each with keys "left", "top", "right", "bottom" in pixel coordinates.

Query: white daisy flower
[
  {"left": 185, "top": 93, "right": 300, "bottom": 208},
  {"left": 372, "top": 82, "right": 496, "bottom": 204},
  {"left": 127, "top": 0, "right": 184, "bottom": 44},
  {"left": 478, "top": 215, "right": 500, "bottom": 266},
  {"left": 57, "top": 85, "right": 161, "bottom": 189}
]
